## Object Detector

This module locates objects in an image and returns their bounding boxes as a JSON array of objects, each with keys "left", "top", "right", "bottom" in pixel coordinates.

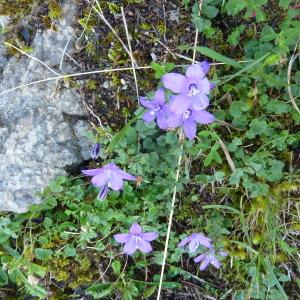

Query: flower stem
[{"left": 156, "top": 134, "right": 184, "bottom": 299}]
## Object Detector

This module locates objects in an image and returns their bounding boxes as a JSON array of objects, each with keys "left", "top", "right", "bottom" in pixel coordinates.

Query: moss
[{"left": 48, "top": 0, "right": 62, "bottom": 20}]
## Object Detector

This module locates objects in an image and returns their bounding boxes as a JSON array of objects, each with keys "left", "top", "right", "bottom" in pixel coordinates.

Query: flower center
[
  {"left": 183, "top": 109, "right": 192, "bottom": 119},
  {"left": 150, "top": 104, "right": 161, "bottom": 115},
  {"left": 188, "top": 83, "right": 199, "bottom": 96}
]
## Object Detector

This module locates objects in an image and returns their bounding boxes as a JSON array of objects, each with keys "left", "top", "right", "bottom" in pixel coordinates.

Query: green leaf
[
  {"left": 0, "top": 269, "right": 8, "bottom": 284},
  {"left": 143, "top": 286, "right": 157, "bottom": 298},
  {"left": 246, "top": 119, "right": 268, "bottom": 138},
  {"left": 34, "top": 248, "right": 53, "bottom": 260},
  {"left": 86, "top": 283, "right": 113, "bottom": 299},
  {"left": 195, "top": 46, "right": 242, "bottom": 68},
  {"left": 63, "top": 244, "right": 76, "bottom": 257},
  {"left": 279, "top": 0, "right": 290, "bottom": 8},
  {"left": 204, "top": 142, "right": 222, "bottom": 166},
  {"left": 202, "top": 204, "right": 241, "bottom": 215},
  {"left": 111, "top": 260, "right": 121, "bottom": 275},
  {"left": 221, "top": 52, "right": 270, "bottom": 85},
  {"left": 202, "top": 4, "right": 219, "bottom": 19},
  {"left": 229, "top": 169, "right": 244, "bottom": 185}
]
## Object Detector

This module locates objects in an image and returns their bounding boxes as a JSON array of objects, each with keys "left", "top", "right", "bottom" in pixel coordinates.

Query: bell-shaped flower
[
  {"left": 194, "top": 249, "right": 228, "bottom": 271},
  {"left": 140, "top": 88, "right": 169, "bottom": 129},
  {"left": 81, "top": 163, "right": 136, "bottom": 200},
  {"left": 178, "top": 233, "right": 213, "bottom": 252},
  {"left": 162, "top": 62, "right": 211, "bottom": 111},
  {"left": 166, "top": 98, "right": 214, "bottom": 140},
  {"left": 91, "top": 143, "right": 101, "bottom": 160},
  {"left": 114, "top": 223, "right": 159, "bottom": 255}
]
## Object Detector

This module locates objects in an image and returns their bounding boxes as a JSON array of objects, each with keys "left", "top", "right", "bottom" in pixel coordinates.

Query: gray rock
[{"left": 0, "top": 0, "right": 93, "bottom": 212}]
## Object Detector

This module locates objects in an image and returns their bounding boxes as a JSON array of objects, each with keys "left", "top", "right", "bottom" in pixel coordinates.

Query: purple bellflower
[
  {"left": 178, "top": 233, "right": 213, "bottom": 252},
  {"left": 194, "top": 249, "right": 228, "bottom": 271},
  {"left": 162, "top": 62, "right": 211, "bottom": 111},
  {"left": 91, "top": 143, "right": 101, "bottom": 160},
  {"left": 140, "top": 88, "right": 168, "bottom": 129},
  {"left": 81, "top": 163, "right": 136, "bottom": 200},
  {"left": 114, "top": 223, "right": 159, "bottom": 255},
  {"left": 167, "top": 100, "right": 215, "bottom": 140}
]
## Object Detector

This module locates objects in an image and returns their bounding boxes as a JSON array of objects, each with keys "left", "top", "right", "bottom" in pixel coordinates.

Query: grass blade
[{"left": 195, "top": 46, "right": 242, "bottom": 69}]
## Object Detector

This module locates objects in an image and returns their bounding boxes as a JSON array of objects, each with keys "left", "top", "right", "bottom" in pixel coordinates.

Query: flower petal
[
  {"left": 123, "top": 238, "right": 137, "bottom": 255},
  {"left": 130, "top": 223, "right": 143, "bottom": 235},
  {"left": 210, "top": 256, "right": 221, "bottom": 269},
  {"left": 191, "top": 96, "right": 209, "bottom": 110},
  {"left": 82, "top": 168, "right": 104, "bottom": 176},
  {"left": 137, "top": 239, "right": 153, "bottom": 253},
  {"left": 199, "top": 256, "right": 210, "bottom": 271},
  {"left": 166, "top": 113, "right": 182, "bottom": 128},
  {"left": 154, "top": 88, "right": 165, "bottom": 104},
  {"left": 156, "top": 112, "right": 168, "bottom": 130},
  {"left": 91, "top": 172, "right": 108, "bottom": 187},
  {"left": 210, "top": 83, "right": 216, "bottom": 90},
  {"left": 108, "top": 171, "right": 124, "bottom": 191},
  {"left": 219, "top": 251, "right": 228, "bottom": 257},
  {"left": 141, "top": 232, "right": 159, "bottom": 241},
  {"left": 193, "top": 110, "right": 215, "bottom": 124},
  {"left": 114, "top": 233, "right": 131, "bottom": 243},
  {"left": 116, "top": 169, "right": 136, "bottom": 181},
  {"left": 195, "top": 234, "right": 213, "bottom": 248},
  {"left": 170, "top": 94, "right": 192, "bottom": 114},
  {"left": 194, "top": 254, "right": 206, "bottom": 263},
  {"left": 97, "top": 185, "right": 109, "bottom": 200},
  {"left": 186, "top": 64, "right": 205, "bottom": 80},
  {"left": 140, "top": 96, "right": 154, "bottom": 109},
  {"left": 178, "top": 236, "right": 192, "bottom": 248},
  {"left": 201, "top": 60, "right": 210, "bottom": 76},
  {"left": 143, "top": 110, "right": 156, "bottom": 123},
  {"left": 189, "top": 239, "right": 199, "bottom": 253},
  {"left": 91, "top": 144, "right": 101, "bottom": 160},
  {"left": 183, "top": 118, "right": 197, "bottom": 140},
  {"left": 162, "top": 73, "right": 186, "bottom": 93}
]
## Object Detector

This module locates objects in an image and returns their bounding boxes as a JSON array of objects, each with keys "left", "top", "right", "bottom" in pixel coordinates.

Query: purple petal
[
  {"left": 116, "top": 169, "right": 136, "bottom": 181},
  {"left": 219, "top": 251, "right": 228, "bottom": 257},
  {"left": 141, "top": 232, "right": 159, "bottom": 241},
  {"left": 91, "top": 144, "right": 101, "bottom": 160},
  {"left": 200, "top": 61, "right": 210, "bottom": 76},
  {"left": 186, "top": 64, "right": 205, "bottom": 80},
  {"left": 156, "top": 111, "right": 168, "bottom": 130},
  {"left": 137, "top": 239, "right": 153, "bottom": 253},
  {"left": 210, "top": 83, "right": 216, "bottom": 90},
  {"left": 140, "top": 97, "right": 154, "bottom": 109},
  {"left": 162, "top": 73, "right": 186, "bottom": 93},
  {"left": 130, "top": 223, "right": 143, "bottom": 235},
  {"left": 123, "top": 238, "right": 137, "bottom": 255},
  {"left": 143, "top": 110, "right": 156, "bottom": 123},
  {"left": 97, "top": 185, "right": 109, "bottom": 200},
  {"left": 199, "top": 256, "right": 210, "bottom": 271},
  {"left": 194, "top": 77, "right": 211, "bottom": 95},
  {"left": 193, "top": 110, "right": 215, "bottom": 124},
  {"left": 166, "top": 113, "right": 183, "bottom": 128},
  {"left": 194, "top": 254, "right": 206, "bottom": 263},
  {"left": 183, "top": 118, "right": 197, "bottom": 140},
  {"left": 153, "top": 88, "right": 165, "bottom": 104},
  {"left": 108, "top": 171, "right": 123, "bottom": 191},
  {"left": 82, "top": 168, "right": 104, "bottom": 176},
  {"left": 170, "top": 94, "right": 192, "bottom": 114},
  {"left": 189, "top": 239, "right": 199, "bottom": 253},
  {"left": 191, "top": 96, "right": 209, "bottom": 110},
  {"left": 91, "top": 172, "right": 108, "bottom": 187},
  {"left": 210, "top": 256, "right": 221, "bottom": 269},
  {"left": 114, "top": 233, "right": 131, "bottom": 243},
  {"left": 178, "top": 236, "right": 192, "bottom": 248},
  {"left": 195, "top": 234, "right": 213, "bottom": 248}
]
